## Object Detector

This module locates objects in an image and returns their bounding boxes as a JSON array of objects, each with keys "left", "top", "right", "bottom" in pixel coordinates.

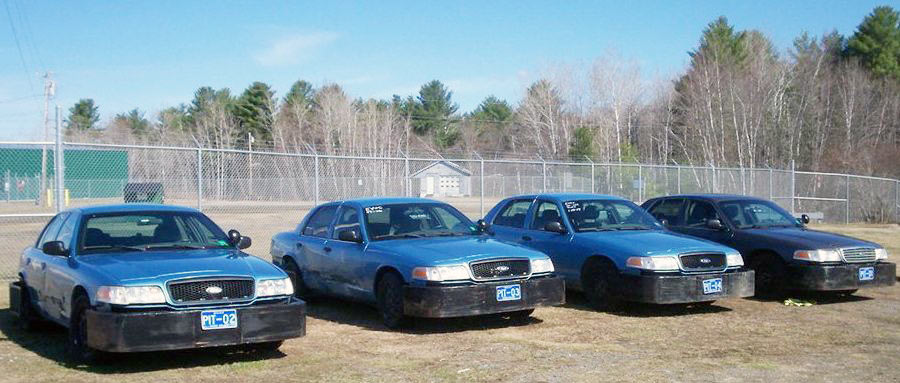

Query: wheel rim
[{"left": 381, "top": 279, "right": 403, "bottom": 321}]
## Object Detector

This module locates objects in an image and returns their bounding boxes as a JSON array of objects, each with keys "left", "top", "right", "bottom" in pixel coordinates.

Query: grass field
[{"left": 0, "top": 222, "right": 897, "bottom": 382}]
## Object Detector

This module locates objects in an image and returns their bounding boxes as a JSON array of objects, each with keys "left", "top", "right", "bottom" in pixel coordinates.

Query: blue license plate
[
  {"left": 702, "top": 278, "right": 723, "bottom": 294},
  {"left": 496, "top": 284, "right": 521, "bottom": 301},
  {"left": 201, "top": 309, "right": 238, "bottom": 330},
  {"left": 858, "top": 267, "right": 875, "bottom": 281}
]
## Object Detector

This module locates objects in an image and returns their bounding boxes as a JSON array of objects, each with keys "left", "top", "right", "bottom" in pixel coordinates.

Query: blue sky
[{"left": 0, "top": 1, "right": 889, "bottom": 140}]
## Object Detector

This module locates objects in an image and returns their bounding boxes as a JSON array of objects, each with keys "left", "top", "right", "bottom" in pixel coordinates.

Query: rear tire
[
  {"left": 284, "top": 258, "right": 313, "bottom": 300},
  {"left": 376, "top": 272, "right": 410, "bottom": 329},
  {"left": 749, "top": 253, "right": 787, "bottom": 299},
  {"left": 17, "top": 279, "right": 39, "bottom": 331},
  {"left": 506, "top": 309, "right": 535, "bottom": 322},
  {"left": 582, "top": 259, "right": 622, "bottom": 311},
  {"left": 68, "top": 294, "right": 102, "bottom": 364},
  {"left": 244, "top": 340, "right": 284, "bottom": 352}
]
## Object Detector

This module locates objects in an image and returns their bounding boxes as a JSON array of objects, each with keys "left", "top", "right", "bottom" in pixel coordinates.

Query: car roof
[
  {"left": 505, "top": 193, "right": 628, "bottom": 202},
  {"left": 67, "top": 203, "right": 201, "bottom": 215},
  {"left": 334, "top": 197, "right": 449, "bottom": 208},
  {"left": 647, "top": 193, "right": 768, "bottom": 202}
]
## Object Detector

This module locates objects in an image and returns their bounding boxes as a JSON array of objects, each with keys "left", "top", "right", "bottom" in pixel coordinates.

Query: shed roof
[{"left": 409, "top": 160, "right": 473, "bottom": 177}]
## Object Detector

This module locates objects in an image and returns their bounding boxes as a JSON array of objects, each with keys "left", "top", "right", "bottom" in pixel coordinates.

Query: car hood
[
  {"left": 577, "top": 230, "right": 735, "bottom": 257},
  {"left": 740, "top": 227, "right": 878, "bottom": 249},
  {"left": 367, "top": 236, "right": 545, "bottom": 265},
  {"left": 76, "top": 248, "right": 285, "bottom": 285}
]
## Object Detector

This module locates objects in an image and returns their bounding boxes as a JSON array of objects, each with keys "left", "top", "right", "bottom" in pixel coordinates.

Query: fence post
[
  {"left": 404, "top": 155, "right": 410, "bottom": 197},
  {"left": 638, "top": 164, "right": 643, "bottom": 202},
  {"left": 586, "top": 156, "right": 594, "bottom": 193},
  {"left": 790, "top": 160, "right": 796, "bottom": 215},
  {"left": 196, "top": 147, "right": 203, "bottom": 211},
  {"left": 676, "top": 166, "right": 681, "bottom": 194},
  {"left": 54, "top": 106, "right": 64, "bottom": 213},
  {"left": 541, "top": 160, "right": 547, "bottom": 193},
  {"left": 314, "top": 154, "right": 320, "bottom": 205},
  {"left": 845, "top": 174, "right": 851, "bottom": 224},
  {"left": 478, "top": 154, "right": 485, "bottom": 217},
  {"left": 769, "top": 167, "right": 773, "bottom": 200},
  {"left": 4, "top": 170, "right": 9, "bottom": 203}
]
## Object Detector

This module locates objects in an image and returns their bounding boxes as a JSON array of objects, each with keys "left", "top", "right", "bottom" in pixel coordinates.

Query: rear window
[{"left": 79, "top": 211, "right": 230, "bottom": 253}]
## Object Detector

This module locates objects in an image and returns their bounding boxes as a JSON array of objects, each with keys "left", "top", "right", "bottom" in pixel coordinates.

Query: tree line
[{"left": 65, "top": 6, "right": 900, "bottom": 178}]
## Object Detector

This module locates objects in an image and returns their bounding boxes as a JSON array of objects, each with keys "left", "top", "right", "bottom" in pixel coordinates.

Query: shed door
[
  {"left": 425, "top": 176, "right": 435, "bottom": 196},
  {"left": 439, "top": 176, "right": 460, "bottom": 195}
]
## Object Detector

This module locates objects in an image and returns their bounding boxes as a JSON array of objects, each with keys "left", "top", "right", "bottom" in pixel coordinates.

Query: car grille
[
  {"left": 168, "top": 279, "right": 254, "bottom": 304},
  {"left": 840, "top": 247, "right": 876, "bottom": 263},
  {"left": 470, "top": 259, "right": 531, "bottom": 280},
  {"left": 679, "top": 253, "right": 726, "bottom": 272}
]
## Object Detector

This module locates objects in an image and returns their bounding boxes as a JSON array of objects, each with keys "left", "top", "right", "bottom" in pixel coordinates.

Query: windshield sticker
[
  {"left": 564, "top": 201, "right": 582, "bottom": 213},
  {"left": 408, "top": 213, "right": 428, "bottom": 220},
  {"left": 365, "top": 206, "right": 384, "bottom": 214}
]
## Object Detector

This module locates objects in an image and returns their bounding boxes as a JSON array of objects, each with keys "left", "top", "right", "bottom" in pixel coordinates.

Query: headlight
[
  {"left": 257, "top": 277, "right": 294, "bottom": 297},
  {"left": 626, "top": 256, "right": 679, "bottom": 271},
  {"left": 96, "top": 285, "right": 166, "bottom": 305},
  {"left": 726, "top": 251, "right": 744, "bottom": 267},
  {"left": 531, "top": 258, "right": 555, "bottom": 274},
  {"left": 793, "top": 249, "right": 842, "bottom": 262},
  {"left": 412, "top": 265, "right": 471, "bottom": 282},
  {"left": 875, "top": 248, "right": 889, "bottom": 260}
]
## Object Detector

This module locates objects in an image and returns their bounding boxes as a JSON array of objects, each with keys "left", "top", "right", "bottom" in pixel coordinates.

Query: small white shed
[{"left": 411, "top": 160, "right": 473, "bottom": 197}]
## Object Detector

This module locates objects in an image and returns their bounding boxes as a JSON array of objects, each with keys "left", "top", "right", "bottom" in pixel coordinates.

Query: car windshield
[
  {"left": 363, "top": 203, "right": 479, "bottom": 241},
  {"left": 717, "top": 200, "right": 800, "bottom": 229},
  {"left": 79, "top": 211, "right": 232, "bottom": 254},
  {"left": 563, "top": 199, "right": 662, "bottom": 232}
]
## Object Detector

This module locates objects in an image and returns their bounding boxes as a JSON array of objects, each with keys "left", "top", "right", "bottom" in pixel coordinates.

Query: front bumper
[
  {"left": 619, "top": 270, "right": 755, "bottom": 304},
  {"left": 791, "top": 262, "right": 896, "bottom": 291},
  {"left": 85, "top": 298, "right": 306, "bottom": 353},
  {"left": 403, "top": 275, "right": 565, "bottom": 318}
]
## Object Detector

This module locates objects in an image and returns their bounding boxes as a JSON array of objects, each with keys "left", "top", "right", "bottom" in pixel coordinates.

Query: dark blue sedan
[
  {"left": 9, "top": 204, "right": 305, "bottom": 362},
  {"left": 270, "top": 197, "right": 565, "bottom": 328},
  {"left": 484, "top": 194, "right": 754, "bottom": 310},
  {"left": 642, "top": 194, "right": 896, "bottom": 297}
]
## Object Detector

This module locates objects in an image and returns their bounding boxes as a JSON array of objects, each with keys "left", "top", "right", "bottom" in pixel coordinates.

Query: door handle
[
  {"left": 40, "top": 262, "right": 47, "bottom": 270},
  {"left": 521, "top": 236, "right": 532, "bottom": 241},
  {"left": 323, "top": 246, "right": 332, "bottom": 253},
  {"left": 296, "top": 243, "right": 303, "bottom": 249}
]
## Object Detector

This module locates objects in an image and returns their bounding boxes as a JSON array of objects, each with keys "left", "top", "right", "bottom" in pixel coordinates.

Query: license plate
[
  {"left": 858, "top": 267, "right": 875, "bottom": 281},
  {"left": 702, "top": 278, "right": 723, "bottom": 295},
  {"left": 496, "top": 284, "right": 521, "bottom": 301},
  {"left": 201, "top": 309, "right": 238, "bottom": 330}
]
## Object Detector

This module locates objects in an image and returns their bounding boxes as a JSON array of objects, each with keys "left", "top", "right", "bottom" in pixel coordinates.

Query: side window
[
  {"left": 37, "top": 213, "right": 68, "bottom": 248},
  {"left": 302, "top": 206, "right": 337, "bottom": 238},
  {"left": 531, "top": 201, "right": 562, "bottom": 231},
  {"left": 332, "top": 206, "right": 361, "bottom": 240},
  {"left": 55, "top": 214, "right": 78, "bottom": 249},
  {"left": 493, "top": 200, "right": 532, "bottom": 228},
  {"left": 648, "top": 198, "right": 685, "bottom": 226},
  {"left": 684, "top": 200, "right": 718, "bottom": 227}
]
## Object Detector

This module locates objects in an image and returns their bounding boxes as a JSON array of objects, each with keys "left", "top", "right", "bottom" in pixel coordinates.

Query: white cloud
[{"left": 254, "top": 31, "right": 338, "bottom": 67}]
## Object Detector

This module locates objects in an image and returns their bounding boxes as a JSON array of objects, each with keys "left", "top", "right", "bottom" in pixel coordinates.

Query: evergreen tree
[
  {"left": 846, "top": 6, "right": 900, "bottom": 79},
  {"left": 114, "top": 109, "right": 150, "bottom": 137},
  {"left": 234, "top": 82, "right": 276, "bottom": 144},
  {"left": 689, "top": 16, "right": 748, "bottom": 67},
  {"left": 411, "top": 80, "right": 460, "bottom": 149},
  {"left": 569, "top": 126, "right": 594, "bottom": 160},
  {"left": 66, "top": 99, "right": 100, "bottom": 131}
]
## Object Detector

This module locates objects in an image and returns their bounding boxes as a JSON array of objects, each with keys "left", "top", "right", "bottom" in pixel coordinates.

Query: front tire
[
  {"left": 376, "top": 272, "right": 410, "bottom": 329},
  {"left": 244, "top": 340, "right": 284, "bottom": 352},
  {"left": 68, "top": 294, "right": 102, "bottom": 363},
  {"left": 749, "top": 254, "right": 787, "bottom": 299},
  {"left": 17, "top": 279, "right": 39, "bottom": 331},
  {"left": 582, "top": 259, "right": 622, "bottom": 311},
  {"left": 506, "top": 309, "right": 535, "bottom": 322},
  {"left": 284, "top": 258, "right": 313, "bottom": 300}
]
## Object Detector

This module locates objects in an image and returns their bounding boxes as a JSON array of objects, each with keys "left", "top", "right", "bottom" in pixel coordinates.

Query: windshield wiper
[
  {"left": 82, "top": 245, "right": 146, "bottom": 252},
  {"left": 375, "top": 233, "right": 424, "bottom": 240},
  {"left": 144, "top": 244, "right": 207, "bottom": 250},
  {"left": 578, "top": 227, "right": 615, "bottom": 232},
  {"left": 616, "top": 226, "right": 651, "bottom": 231}
]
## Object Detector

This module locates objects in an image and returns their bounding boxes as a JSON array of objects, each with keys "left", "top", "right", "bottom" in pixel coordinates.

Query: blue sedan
[
  {"left": 270, "top": 197, "right": 565, "bottom": 328},
  {"left": 9, "top": 204, "right": 305, "bottom": 362},
  {"left": 483, "top": 194, "right": 755, "bottom": 309}
]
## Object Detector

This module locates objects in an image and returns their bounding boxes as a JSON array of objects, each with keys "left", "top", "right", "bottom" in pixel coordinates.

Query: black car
[{"left": 641, "top": 194, "right": 895, "bottom": 298}]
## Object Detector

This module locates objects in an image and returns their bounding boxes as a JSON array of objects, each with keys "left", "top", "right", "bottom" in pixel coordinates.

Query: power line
[{"left": 2, "top": 0, "right": 34, "bottom": 92}]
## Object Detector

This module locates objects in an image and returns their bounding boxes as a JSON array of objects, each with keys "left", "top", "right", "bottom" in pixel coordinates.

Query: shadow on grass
[
  {"left": 560, "top": 290, "right": 733, "bottom": 317},
  {"left": 746, "top": 291, "right": 874, "bottom": 305},
  {"left": 0, "top": 308, "right": 286, "bottom": 374},
  {"left": 304, "top": 296, "right": 542, "bottom": 334}
]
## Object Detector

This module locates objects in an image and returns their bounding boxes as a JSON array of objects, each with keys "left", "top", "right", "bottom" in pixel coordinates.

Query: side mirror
[
  {"left": 476, "top": 219, "right": 491, "bottom": 233},
  {"left": 42, "top": 241, "right": 68, "bottom": 256},
  {"left": 706, "top": 218, "right": 725, "bottom": 230},
  {"left": 338, "top": 229, "right": 362, "bottom": 243},
  {"left": 544, "top": 221, "right": 567, "bottom": 234},
  {"left": 237, "top": 236, "right": 252, "bottom": 250},
  {"left": 800, "top": 214, "right": 810, "bottom": 225},
  {"left": 228, "top": 229, "right": 242, "bottom": 244},
  {"left": 659, "top": 218, "right": 669, "bottom": 226}
]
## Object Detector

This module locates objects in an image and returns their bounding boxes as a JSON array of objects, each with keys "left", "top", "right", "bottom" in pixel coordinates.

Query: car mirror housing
[
  {"left": 706, "top": 218, "right": 725, "bottom": 230},
  {"left": 800, "top": 214, "right": 810, "bottom": 225},
  {"left": 227, "top": 229, "right": 242, "bottom": 245},
  {"left": 476, "top": 219, "right": 491, "bottom": 233},
  {"left": 237, "top": 236, "right": 252, "bottom": 249},
  {"left": 659, "top": 218, "right": 669, "bottom": 226},
  {"left": 42, "top": 240, "right": 68, "bottom": 256},
  {"left": 338, "top": 229, "right": 362, "bottom": 243},
  {"left": 544, "top": 221, "right": 567, "bottom": 234}
]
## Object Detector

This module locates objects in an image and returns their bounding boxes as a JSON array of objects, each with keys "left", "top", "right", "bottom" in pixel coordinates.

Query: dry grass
[{"left": 0, "top": 209, "right": 898, "bottom": 382}]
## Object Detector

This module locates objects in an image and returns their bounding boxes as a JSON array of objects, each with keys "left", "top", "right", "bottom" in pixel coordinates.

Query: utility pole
[{"left": 39, "top": 72, "right": 55, "bottom": 206}]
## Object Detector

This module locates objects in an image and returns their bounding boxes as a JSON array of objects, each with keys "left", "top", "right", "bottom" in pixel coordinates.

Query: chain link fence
[{"left": 1, "top": 140, "right": 898, "bottom": 280}]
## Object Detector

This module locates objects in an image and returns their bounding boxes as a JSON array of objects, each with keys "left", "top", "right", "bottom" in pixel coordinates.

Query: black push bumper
[
  {"left": 85, "top": 298, "right": 306, "bottom": 353},
  {"left": 619, "top": 270, "right": 755, "bottom": 304},
  {"left": 791, "top": 262, "right": 896, "bottom": 291},
  {"left": 403, "top": 276, "right": 565, "bottom": 318}
]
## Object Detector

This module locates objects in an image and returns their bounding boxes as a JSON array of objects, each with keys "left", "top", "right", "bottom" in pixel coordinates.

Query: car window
[
  {"left": 565, "top": 200, "right": 661, "bottom": 231},
  {"left": 648, "top": 198, "right": 685, "bottom": 226},
  {"left": 364, "top": 203, "right": 476, "bottom": 240},
  {"left": 531, "top": 201, "right": 562, "bottom": 231},
  {"left": 303, "top": 206, "right": 337, "bottom": 238},
  {"left": 79, "top": 211, "right": 230, "bottom": 253},
  {"left": 332, "top": 206, "right": 361, "bottom": 240},
  {"left": 718, "top": 200, "right": 799, "bottom": 229},
  {"left": 37, "top": 213, "right": 68, "bottom": 248},
  {"left": 55, "top": 214, "right": 78, "bottom": 249},
  {"left": 684, "top": 200, "right": 718, "bottom": 227},
  {"left": 493, "top": 199, "right": 532, "bottom": 228}
]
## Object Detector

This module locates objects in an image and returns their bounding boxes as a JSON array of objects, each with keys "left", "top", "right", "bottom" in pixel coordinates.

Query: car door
[
  {"left": 297, "top": 205, "right": 338, "bottom": 292},
  {"left": 672, "top": 199, "right": 734, "bottom": 245},
  {"left": 327, "top": 205, "right": 369, "bottom": 300},
  {"left": 645, "top": 198, "right": 686, "bottom": 228},
  {"left": 489, "top": 199, "right": 534, "bottom": 243},
  {"left": 522, "top": 200, "right": 580, "bottom": 283},
  {"left": 44, "top": 212, "right": 79, "bottom": 321},
  {"left": 25, "top": 213, "right": 67, "bottom": 315}
]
